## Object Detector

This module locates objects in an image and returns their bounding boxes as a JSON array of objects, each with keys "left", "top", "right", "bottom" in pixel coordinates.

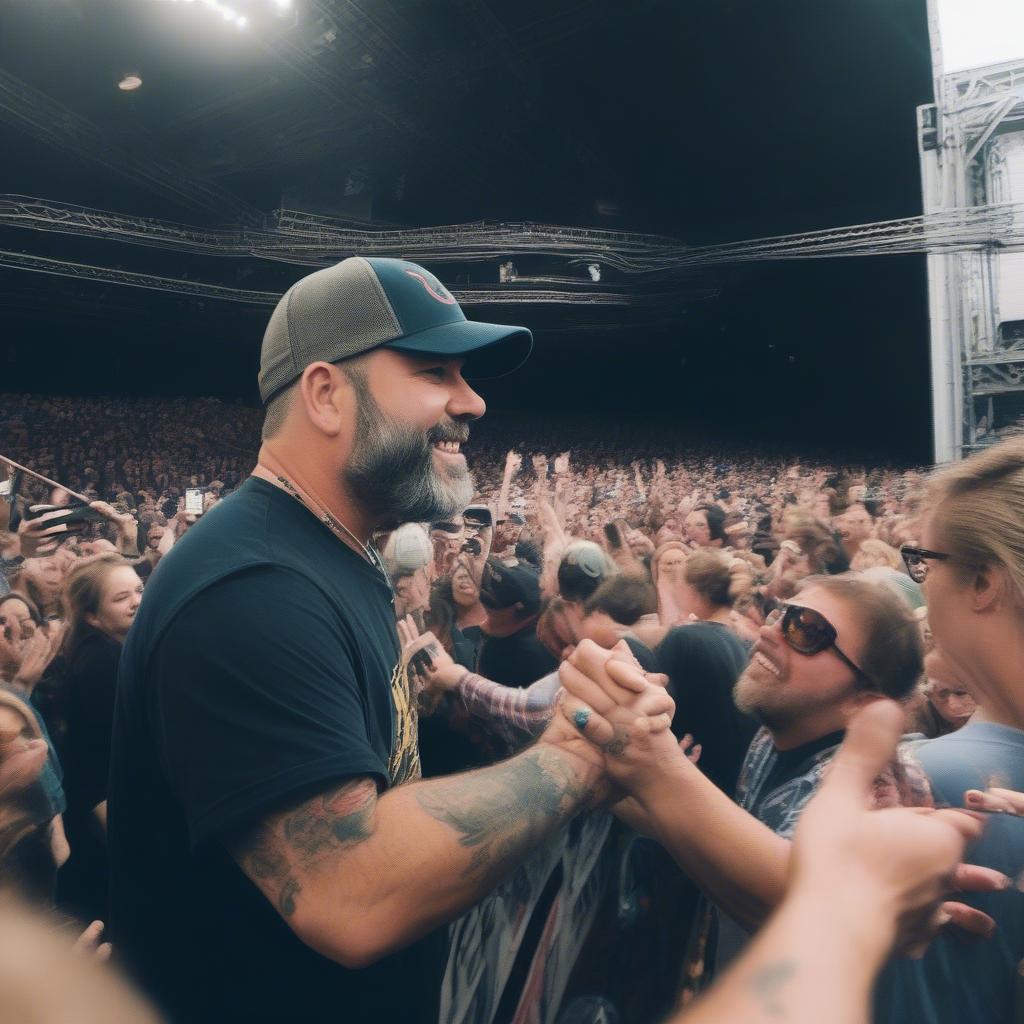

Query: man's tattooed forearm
[
  {"left": 229, "top": 778, "right": 378, "bottom": 918},
  {"left": 414, "top": 748, "right": 592, "bottom": 880}
]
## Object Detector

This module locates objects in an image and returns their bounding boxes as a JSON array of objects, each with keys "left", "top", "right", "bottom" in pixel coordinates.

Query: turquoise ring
[{"left": 573, "top": 707, "right": 592, "bottom": 731}]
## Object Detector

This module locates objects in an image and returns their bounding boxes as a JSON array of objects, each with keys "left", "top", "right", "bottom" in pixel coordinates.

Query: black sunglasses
[
  {"left": 899, "top": 544, "right": 950, "bottom": 584},
  {"left": 775, "top": 603, "right": 878, "bottom": 688}
]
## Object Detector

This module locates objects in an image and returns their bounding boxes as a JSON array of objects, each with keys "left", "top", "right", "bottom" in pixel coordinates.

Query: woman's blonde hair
[
  {"left": 851, "top": 538, "right": 903, "bottom": 572},
  {"left": 927, "top": 434, "right": 1024, "bottom": 604}
]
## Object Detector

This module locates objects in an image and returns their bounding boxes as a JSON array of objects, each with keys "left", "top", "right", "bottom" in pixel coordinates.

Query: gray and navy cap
[{"left": 259, "top": 256, "right": 533, "bottom": 404}]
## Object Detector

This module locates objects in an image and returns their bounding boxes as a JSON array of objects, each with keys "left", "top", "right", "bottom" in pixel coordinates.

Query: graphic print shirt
[{"left": 109, "top": 478, "right": 444, "bottom": 1023}]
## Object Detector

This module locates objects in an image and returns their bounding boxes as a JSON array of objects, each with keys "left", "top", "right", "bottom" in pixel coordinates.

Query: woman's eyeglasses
[
  {"left": 899, "top": 544, "right": 951, "bottom": 584},
  {"left": 768, "top": 602, "right": 878, "bottom": 689}
]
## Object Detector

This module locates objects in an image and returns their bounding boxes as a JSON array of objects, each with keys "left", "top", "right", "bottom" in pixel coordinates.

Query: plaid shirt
[{"left": 456, "top": 670, "right": 561, "bottom": 747}]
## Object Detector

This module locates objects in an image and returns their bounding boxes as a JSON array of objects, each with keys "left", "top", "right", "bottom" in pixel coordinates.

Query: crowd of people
[
  {"left": 0, "top": 391, "right": 1020, "bottom": 1021},
  {"left": 0, "top": 257, "right": 1022, "bottom": 1024}
]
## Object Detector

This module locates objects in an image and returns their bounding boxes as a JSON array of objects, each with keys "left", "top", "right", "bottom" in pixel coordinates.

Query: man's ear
[{"left": 299, "top": 362, "right": 349, "bottom": 437}]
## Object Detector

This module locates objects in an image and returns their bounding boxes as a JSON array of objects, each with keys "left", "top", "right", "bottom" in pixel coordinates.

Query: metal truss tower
[{"left": 919, "top": 1, "right": 1024, "bottom": 461}]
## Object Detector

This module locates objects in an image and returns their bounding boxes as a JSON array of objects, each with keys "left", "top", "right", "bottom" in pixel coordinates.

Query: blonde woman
[{"left": 892, "top": 435, "right": 1024, "bottom": 1024}]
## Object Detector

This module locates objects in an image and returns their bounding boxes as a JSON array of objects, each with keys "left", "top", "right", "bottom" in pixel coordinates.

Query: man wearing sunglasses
[{"left": 557, "top": 574, "right": 1003, "bottom": 1008}]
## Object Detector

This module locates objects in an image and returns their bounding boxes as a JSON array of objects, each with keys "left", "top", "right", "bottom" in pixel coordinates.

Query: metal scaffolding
[
  {"left": 3, "top": 195, "right": 1020, "bottom": 273},
  {"left": 919, "top": 4, "right": 1024, "bottom": 461}
]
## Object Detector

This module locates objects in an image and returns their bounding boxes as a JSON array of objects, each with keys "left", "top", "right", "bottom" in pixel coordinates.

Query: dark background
[{"left": 0, "top": 0, "right": 934, "bottom": 461}]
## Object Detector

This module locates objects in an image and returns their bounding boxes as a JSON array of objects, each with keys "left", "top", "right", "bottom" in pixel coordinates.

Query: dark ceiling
[{"left": 0, "top": 0, "right": 935, "bottom": 460}]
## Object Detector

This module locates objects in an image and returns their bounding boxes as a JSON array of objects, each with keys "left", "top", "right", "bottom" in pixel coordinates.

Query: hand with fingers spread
[
  {"left": 396, "top": 616, "right": 461, "bottom": 697},
  {"left": 791, "top": 700, "right": 987, "bottom": 957}
]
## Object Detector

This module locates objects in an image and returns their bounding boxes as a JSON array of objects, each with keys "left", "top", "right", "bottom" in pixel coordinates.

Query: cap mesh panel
[{"left": 258, "top": 257, "right": 402, "bottom": 403}]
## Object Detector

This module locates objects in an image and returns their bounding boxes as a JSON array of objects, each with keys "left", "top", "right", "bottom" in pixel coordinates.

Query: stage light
[
  {"left": 118, "top": 74, "right": 143, "bottom": 91},
  {"left": 587, "top": 263, "right": 601, "bottom": 282}
]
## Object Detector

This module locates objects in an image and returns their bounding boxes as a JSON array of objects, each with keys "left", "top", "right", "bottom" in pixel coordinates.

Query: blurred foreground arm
[{"left": 671, "top": 702, "right": 982, "bottom": 1024}]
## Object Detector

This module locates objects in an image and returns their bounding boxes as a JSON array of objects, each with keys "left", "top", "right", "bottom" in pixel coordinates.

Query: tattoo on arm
[
  {"left": 604, "top": 733, "right": 630, "bottom": 758},
  {"left": 228, "top": 777, "right": 378, "bottom": 919},
  {"left": 414, "top": 747, "right": 592, "bottom": 881},
  {"left": 747, "top": 959, "right": 797, "bottom": 1017}
]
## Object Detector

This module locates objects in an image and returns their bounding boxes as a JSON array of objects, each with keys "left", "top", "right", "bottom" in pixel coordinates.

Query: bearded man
[{"left": 107, "top": 257, "right": 673, "bottom": 1023}]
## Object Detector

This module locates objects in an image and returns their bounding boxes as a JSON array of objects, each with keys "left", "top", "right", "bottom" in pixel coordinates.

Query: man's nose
[{"left": 447, "top": 370, "right": 486, "bottom": 421}]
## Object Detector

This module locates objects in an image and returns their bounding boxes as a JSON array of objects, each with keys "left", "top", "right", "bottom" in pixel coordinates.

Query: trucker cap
[{"left": 258, "top": 256, "right": 533, "bottom": 404}]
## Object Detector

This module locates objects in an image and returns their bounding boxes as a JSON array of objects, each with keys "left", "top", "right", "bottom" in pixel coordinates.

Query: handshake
[
  {"left": 539, "top": 640, "right": 682, "bottom": 802},
  {"left": 536, "top": 641, "right": 997, "bottom": 969}
]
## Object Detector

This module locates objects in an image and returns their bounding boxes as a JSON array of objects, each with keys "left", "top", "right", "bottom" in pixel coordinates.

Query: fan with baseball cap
[{"left": 258, "top": 256, "right": 533, "bottom": 404}]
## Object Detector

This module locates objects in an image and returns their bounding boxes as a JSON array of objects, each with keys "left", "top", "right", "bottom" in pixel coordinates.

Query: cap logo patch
[{"left": 405, "top": 269, "right": 457, "bottom": 305}]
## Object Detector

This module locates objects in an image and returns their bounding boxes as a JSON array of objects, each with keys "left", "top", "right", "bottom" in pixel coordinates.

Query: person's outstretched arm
[
  {"left": 559, "top": 642, "right": 1005, "bottom": 936},
  {"left": 669, "top": 702, "right": 982, "bottom": 1024}
]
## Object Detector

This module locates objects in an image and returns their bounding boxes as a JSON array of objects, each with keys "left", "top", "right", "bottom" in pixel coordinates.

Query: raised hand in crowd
[
  {"left": 397, "top": 615, "right": 462, "bottom": 699},
  {"left": 0, "top": 622, "right": 60, "bottom": 694},
  {"left": 16, "top": 509, "right": 72, "bottom": 558},
  {"left": 88, "top": 501, "right": 139, "bottom": 558}
]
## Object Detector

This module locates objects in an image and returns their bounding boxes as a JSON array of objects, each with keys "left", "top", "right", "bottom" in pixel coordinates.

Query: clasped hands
[
  {"left": 551, "top": 639, "right": 1009, "bottom": 958},
  {"left": 545, "top": 639, "right": 682, "bottom": 794}
]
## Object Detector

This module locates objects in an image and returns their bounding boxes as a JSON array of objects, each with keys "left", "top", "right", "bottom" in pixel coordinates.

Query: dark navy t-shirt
[{"left": 108, "top": 478, "right": 445, "bottom": 1023}]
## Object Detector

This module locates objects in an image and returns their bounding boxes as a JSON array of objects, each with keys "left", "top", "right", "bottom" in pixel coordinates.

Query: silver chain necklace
[{"left": 272, "top": 473, "right": 393, "bottom": 596}]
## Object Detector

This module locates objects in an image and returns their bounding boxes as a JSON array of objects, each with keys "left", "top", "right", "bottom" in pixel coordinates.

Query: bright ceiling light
[
  {"left": 935, "top": 0, "right": 1024, "bottom": 73},
  {"left": 118, "top": 74, "right": 143, "bottom": 91}
]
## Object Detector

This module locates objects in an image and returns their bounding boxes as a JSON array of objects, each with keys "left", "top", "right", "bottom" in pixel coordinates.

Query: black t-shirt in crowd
[
  {"left": 57, "top": 629, "right": 121, "bottom": 922},
  {"left": 623, "top": 634, "right": 658, "bottom": 673},
  {"left": 108, "top": 478, "right": 446, "bottom": 1023},
  {"left": 475, "top": 619, "right": 558, "bottom": 688},
  {"left": 656, "top": 622, "right": 757, "bottom": 795},
  {"left": 64, "top": 631, "right": 121, "bottom": 813}
]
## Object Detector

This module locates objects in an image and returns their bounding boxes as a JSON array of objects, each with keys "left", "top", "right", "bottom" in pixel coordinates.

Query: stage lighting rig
[{"left": 152, "top": 0, "right": 299, "bottom": 31}]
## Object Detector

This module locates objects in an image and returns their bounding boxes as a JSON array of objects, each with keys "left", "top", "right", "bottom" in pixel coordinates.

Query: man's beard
[
  {"left": 733, "top": 667, "right": 841, "bottom": 734},
  {"left": 343, "top": 385, "right": 474, "bottom": 527}
]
